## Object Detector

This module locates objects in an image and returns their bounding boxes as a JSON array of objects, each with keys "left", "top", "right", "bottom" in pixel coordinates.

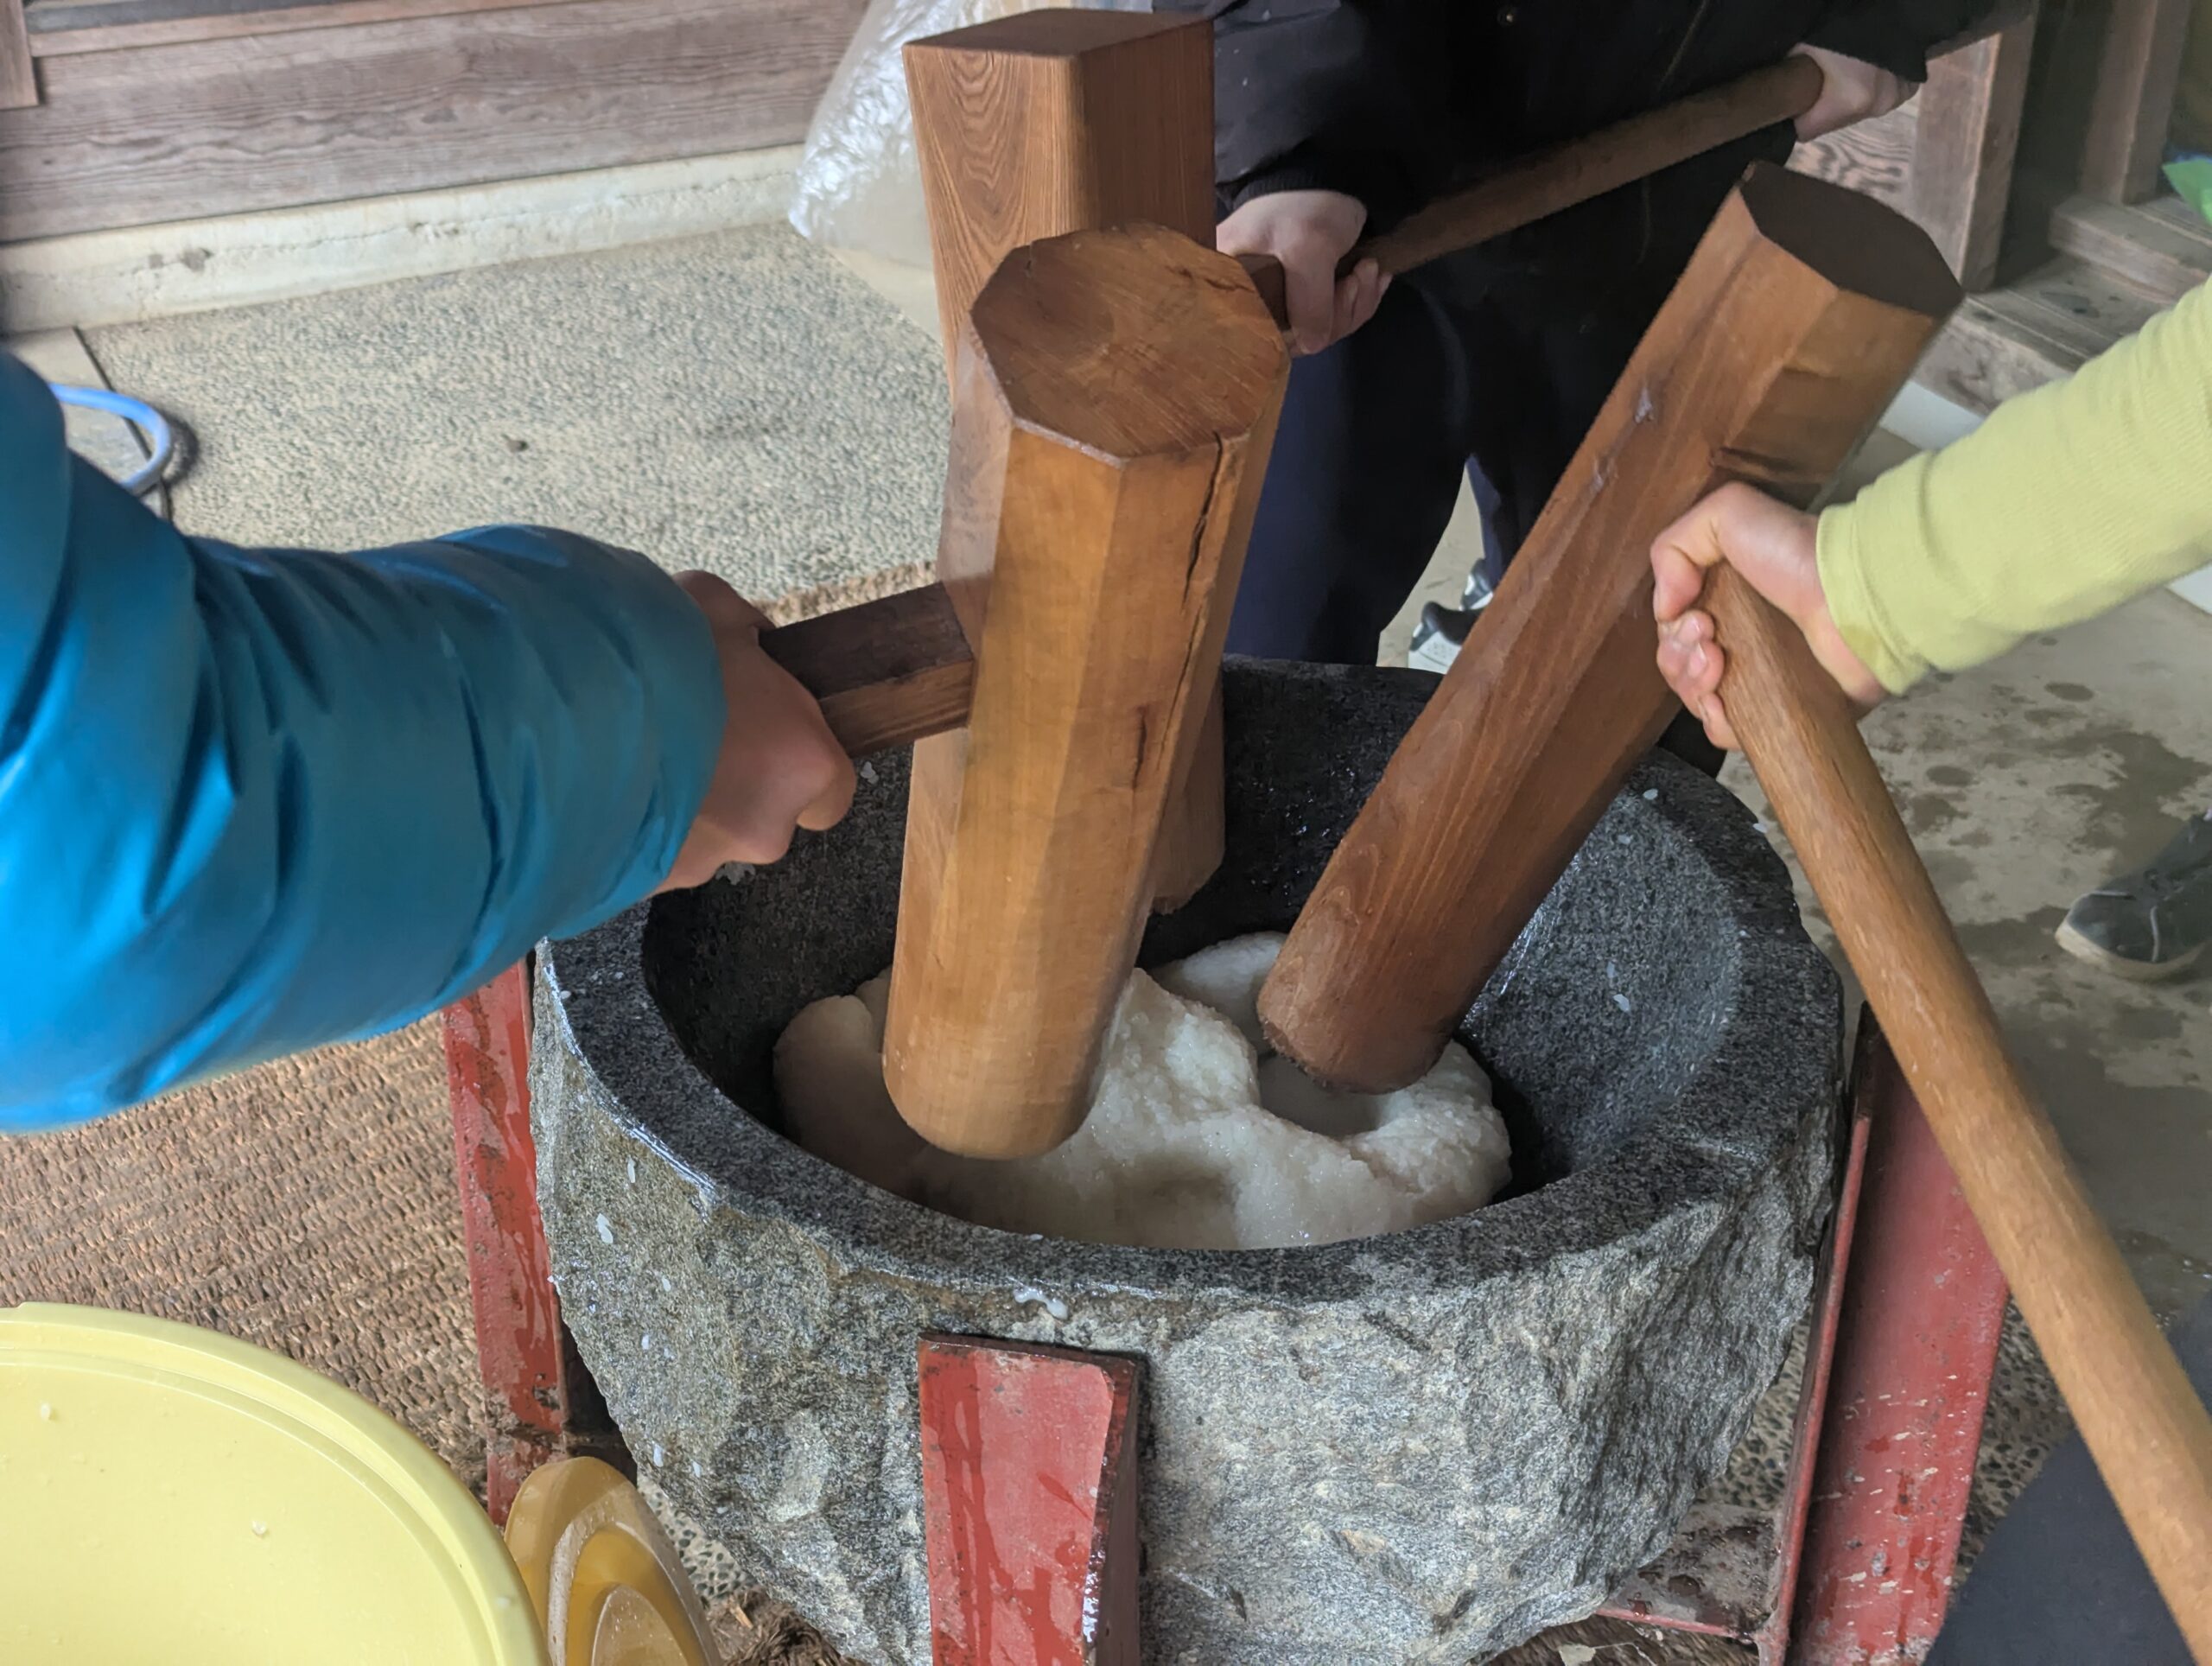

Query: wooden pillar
[
  {"left": 2077, "top": 0, "right": 2196, "bottom": 202},
  {"left": 905, "top": 10, "right": 1230, "bottom": 912},
  {"left": 1911, "top": 10, "right": 2038, "bottom": 291},
  {"left": 1, "top": 0, "right": 36, "bottom": 111},
  {"left": 1258, "top": 164, "right": 1959, "bottom": 1092},
  {"left": 882, "top": 225, "right": 1284, "bottom": 1158}
]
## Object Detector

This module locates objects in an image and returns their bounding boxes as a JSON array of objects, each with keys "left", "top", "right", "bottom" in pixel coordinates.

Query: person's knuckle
[{"left": 810, "top": 746, "right": 853, "bottom": 797}]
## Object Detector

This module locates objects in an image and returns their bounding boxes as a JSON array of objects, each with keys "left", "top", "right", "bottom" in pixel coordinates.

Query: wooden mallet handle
[
  {"left": 1701, "top": 564, "right": 2212, "bottom": 1662},
  {"left": 762, "top": 55, "right": 1829, "bottom": 747},
  {"left": 1236, "top": 55, "right": 1823, "bottom": 329},
  {"left": 761, "top": 586, "right": 975, "bottom": 759}
]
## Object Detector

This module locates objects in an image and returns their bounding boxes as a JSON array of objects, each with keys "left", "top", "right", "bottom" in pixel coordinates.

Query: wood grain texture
[
  {"left": 904, "top": 10, "right": 1213, "bottom": 368},
  {"left": 1243, "top": 57, "right": 1824, "bottom": 328},
  {"left": 29, "top": 0, "right": 559, "bottom": 58},
  {"left": 1, "top": 0, "right": 35, "bottom": 108},
  {"left": 2050, "top": 192, "right": 2212, "bottom": 302},
  {"left": 1700, "top": 562, "right": 2212, "bottom": 1665},
  {"left": 1789, "top": 99, "right": 1917, "bottom": 211},
  {"left": 881, "top": 226, "right": 1286, "bottom": 1159},
  {"left": 760, "top": 585, "right": 974, "bottom": 760},
  {"left": 2022, "top": 0, "right": 2195, "bottom": 208},
  {"left": 0, "top": 0, "right": 863, "bottom": 239},
  {"left": 2079, "top": 0, "right": 2194, "bottom": 201},
  {"left": 903, "top": 7, "right": 1227, "bottom": 912},
  {"left": 1913, "top": 15, "right": 2038, "bottom": 290},
  {"left": 1259, "top": 165, "right": 1959, "bottom": 1092},
  {"left": 1790, "top": 22, "right": 2036, "bottom": 294},
  {"left": 1916, "top": 252, "right": 2164, "bottom": 412}
]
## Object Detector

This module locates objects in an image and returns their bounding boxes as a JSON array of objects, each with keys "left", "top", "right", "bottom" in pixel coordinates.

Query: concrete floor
[
  {"left": 73, "top": 223, "right": 950, "bottom": 621},
  {"left": 28, "top": 228, "right": 2210, "bottom": 1663}
]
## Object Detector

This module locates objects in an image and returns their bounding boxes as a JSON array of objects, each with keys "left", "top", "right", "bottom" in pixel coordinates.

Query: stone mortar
[{"left": 531, "top": 658, "right": 1843, "bottom": 1665}]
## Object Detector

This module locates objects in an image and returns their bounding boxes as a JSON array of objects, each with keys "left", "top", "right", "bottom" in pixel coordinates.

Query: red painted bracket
[
  {"left": 1786, "top": 1017, "right": 2010, "bottom": 1664},
  {"left": 1599, "top": 1012, "right": 2007, "bottom": 1664},
  {"left": 918, "top": 1334, "right": 1142, "bottom": 1666},
  {"left": 443, "top": 960, "right": 572, "bottom": 1523},
  {"left": 1599, "top": 1047, "right": 1875, "bottom": 1654}
]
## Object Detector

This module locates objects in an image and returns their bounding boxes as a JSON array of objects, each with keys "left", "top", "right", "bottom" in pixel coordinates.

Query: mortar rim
[{"left": 538, "top": 664, "right": 1842, "bottom": 1307}]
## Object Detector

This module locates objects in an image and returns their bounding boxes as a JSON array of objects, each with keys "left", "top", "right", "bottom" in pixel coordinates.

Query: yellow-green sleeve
[{"left": 1815, "top": 279, "right": 2212, "bottom": 696}]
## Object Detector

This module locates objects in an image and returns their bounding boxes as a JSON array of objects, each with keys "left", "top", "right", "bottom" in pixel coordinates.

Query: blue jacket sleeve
[{"left": 0, "top": 354, "right": 725, "bottom": 1131}]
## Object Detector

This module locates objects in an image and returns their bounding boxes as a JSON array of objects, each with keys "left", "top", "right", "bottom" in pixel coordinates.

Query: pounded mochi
[{"left": 771, "top": 933, "right": 1511, "bottom": 1250}]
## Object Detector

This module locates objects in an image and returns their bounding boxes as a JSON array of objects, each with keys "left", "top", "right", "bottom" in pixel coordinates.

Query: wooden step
[
  {"left": 1917, "top": 253, "right": 2165, "bottom": 412},
  {"left": 2049, "top": 192, "right": 2212, "bottom": 304}
]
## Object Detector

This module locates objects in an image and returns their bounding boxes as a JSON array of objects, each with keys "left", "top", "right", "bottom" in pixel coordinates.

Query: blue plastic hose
[{"left": 47, "top": 383, "right": 174, "bottom": 497}]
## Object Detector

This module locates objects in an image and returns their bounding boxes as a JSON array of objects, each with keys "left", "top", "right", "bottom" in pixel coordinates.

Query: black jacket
[{"left": 1159, "top": 0, "right": 1988, "bottom": 312}]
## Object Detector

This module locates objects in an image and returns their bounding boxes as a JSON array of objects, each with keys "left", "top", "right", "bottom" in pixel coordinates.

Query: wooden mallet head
[{"left": 875, "top": 223, "right": 1286, "bottom": 1159}]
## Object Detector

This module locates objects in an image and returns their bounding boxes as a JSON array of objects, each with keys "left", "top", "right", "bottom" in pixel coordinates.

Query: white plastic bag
[{"left": 789, "top": 0, "right": 1149, "bottom": 268}]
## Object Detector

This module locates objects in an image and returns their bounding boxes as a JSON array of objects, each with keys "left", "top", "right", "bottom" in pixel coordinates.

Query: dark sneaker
[
  {"left": 1408, "top": 601, "right": 1478, "bottom": 672},
  {"left": 2056, "top": 810, "right": 2212, "bottom": 981},
  {"left": 1407, "top": 569, "right": 1497, "bottom": 673}
]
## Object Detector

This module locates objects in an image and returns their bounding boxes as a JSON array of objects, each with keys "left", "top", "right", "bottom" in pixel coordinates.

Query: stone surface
[{"left": 531, "top": 659, "right": 1843, "bottom": 1666}]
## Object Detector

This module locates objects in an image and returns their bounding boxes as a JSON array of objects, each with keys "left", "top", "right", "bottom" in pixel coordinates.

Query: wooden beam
[
  {"left": 2079, "top": 0, "right": 2195, "bottom": 202},
  {"left": 904, "top": 11, "right": 1213, "bottom": 372},
  {"left": 1258, "top": 165, "right": 1959, "bottom": 1092},
  {"left": 28, "top": 0, "right": 563, "bottom": 59},
  {"left": 1916, "top": 252, "right": 2164, "bottom": 413},
  {"left": 1, "top": 0, "right": 35, "bottom": 110},
  {"left": 760, "top": 586, "right": 974, "bottom": 760},
  {"left": 1790, "top": 17, "right": 2037, "bottom": 295},
  {"left": 0, "top": 0, "right": 862, "bottom": 241},
  {"left": 2022, "top": 0, "right": 2196, "bottom": 209},
  {"left": 2049, "top": 194, "right": 2212, "bottom": 302},
  {"left": 1785, "top": 0, "right": 2043, "bottom": 212},
  {"left": 881, "top": 226, "right": 1285, "bottom": 1159},
  {"left": 1913, "top": 12, "right": 2038, "bottom": 290},
  {"left": 903, "top": 9, "right": 1228, "bottom": 913}
]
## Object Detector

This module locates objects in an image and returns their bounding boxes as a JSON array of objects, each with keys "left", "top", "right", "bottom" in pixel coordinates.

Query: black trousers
[
  {"left": 1224, "top": 257, "right": 1723, "bottom": 773},
  {"left": 1224, "top": 264, "right": 1645, "bottom": 666}
]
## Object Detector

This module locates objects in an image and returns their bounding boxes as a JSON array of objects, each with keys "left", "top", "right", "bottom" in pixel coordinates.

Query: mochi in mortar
[{"left": 772, "top": 932, "right": 1511, "bottom": 1250}]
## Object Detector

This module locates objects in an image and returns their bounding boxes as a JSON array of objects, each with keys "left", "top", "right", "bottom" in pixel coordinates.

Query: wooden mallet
[
  {"left": 757, "top": 16, "right": 1830, "bottom": 1162},
  {"left": 1243, "top": 159, "right": 2212, "bottom": 1651},
  {"left": 1700, "top": 569, "right": 2212, "bottom": 1661}
]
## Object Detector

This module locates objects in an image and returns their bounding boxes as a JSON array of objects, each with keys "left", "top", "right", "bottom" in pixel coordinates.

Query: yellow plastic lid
[{"left": 0, "top": 1302, "right": 547, "bottom": 1665}]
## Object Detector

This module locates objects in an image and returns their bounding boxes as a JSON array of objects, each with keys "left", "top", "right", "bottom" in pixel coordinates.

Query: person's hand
[
  {"left": 1215, "top": 189, "right": 1389, "bottom": 356},
  {"left": 1649, "top": 483, "right": 1885, "bottom": 752},
  {"left": 1790, "top": 44, "right": 1917, "bottom": 141},
  {"left": 657, "top": 572, "right": 855, "bottom": 891}
]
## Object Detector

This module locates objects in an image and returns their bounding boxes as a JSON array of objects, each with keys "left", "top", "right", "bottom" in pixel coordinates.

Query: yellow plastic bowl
[{"left": 0, "top": 1303, "right": 547, "bottom": 1665}]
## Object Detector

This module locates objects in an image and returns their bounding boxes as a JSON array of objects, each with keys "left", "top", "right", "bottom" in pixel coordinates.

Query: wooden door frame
[
  {"left": 1791, "top": 3, "right": 2041, "bottom": 292},
  {"left": 2, "top": 0, "right": 35, "bottom": 109}
]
